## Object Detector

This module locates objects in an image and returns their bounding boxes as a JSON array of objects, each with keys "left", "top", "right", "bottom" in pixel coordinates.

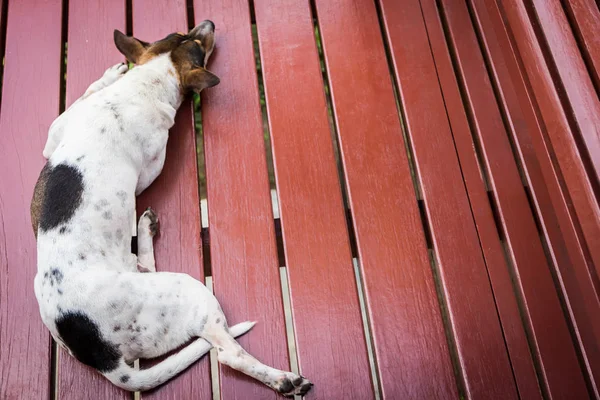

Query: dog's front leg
[
  {"left": 43, "top": 63, "right": 129, "bottom": 158},
  {"left": 81, "top": 62, "right": 129, "bottom": 99},
  {"left": 136, "top": 208, "right": 159, "bottom": 273}
]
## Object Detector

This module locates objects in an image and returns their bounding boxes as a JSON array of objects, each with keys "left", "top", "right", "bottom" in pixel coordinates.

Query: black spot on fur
[
  {"left": 215, "top": 318, "right": 221, "bottom": 324},
  {"left": 55, "top": 311, "right": 121, "bottom": 372},
  {"left": 106, "top": 102, "right": 122, "bottom": 121},
  {"left": 100, "top": 127, "right": 107, "bottom": 134},
  {"left": 57, "top": 289, "right": 63, "bottom": 295},
  {"left": 292, "top": 376, "right": 305, "bottom": 386},
  {"left": 78, "top": 253, "right": 86, "bottom": 261},
  {"left": 198, "top": 315, "right": 208, "bottom": 332},
  {"left": 50, "top": 268, "right": 63, "bottom": 284},
  {"left": 120, "top": 375, "right": 129, "bottom": 383},
  {"left": 76, "top": 155, "right": 85, "bottom": 162},
  {"left": 100, "top": 250, "right": 106, "bottom": 257},
  {"left": 94, "top": 199, "right": 109, "bottom": 211},
  {"left": 39, "top": 164, "right": 84, "bottom": 232},
  {"left": 115, "top": 191, "right": 127, "bottom": 207},
  {"left": 59, "top": 226, "right": 67, "bottom": 234},
  {"left": 278, "top": 379, "right": 295, "bottom": 394},
  {"left": 102, "top": 211, "right": 112, "bottom": 220}
]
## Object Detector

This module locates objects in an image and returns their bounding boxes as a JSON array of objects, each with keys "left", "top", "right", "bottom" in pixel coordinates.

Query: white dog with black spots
[{"left": 30, "top": 21, "right": 312, "bottom": 396}]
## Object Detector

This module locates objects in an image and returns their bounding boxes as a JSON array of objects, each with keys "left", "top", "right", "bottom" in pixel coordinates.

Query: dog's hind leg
[
  {"left": 103, "top": 321, "right": 255, "bottom": 391},
  {"left": 136, "top": 207, "right": 159, "bottom": 273},
  {"left": 201, "top": 315, "right": 313, "bottom": 397}
]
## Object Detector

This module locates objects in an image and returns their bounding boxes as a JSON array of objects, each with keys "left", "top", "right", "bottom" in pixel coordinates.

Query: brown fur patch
[
  {"left": 136, "top": 34, "right": 214, "bottom": 92},
  {"left": 116, "top": 26, "right": 217, "bottom": 92},
  {"left": 137, "top": 34, "right": 186, "bottom": 65},
  {"left": 31, "top": 163, "right": 51, "bottom": 238}
]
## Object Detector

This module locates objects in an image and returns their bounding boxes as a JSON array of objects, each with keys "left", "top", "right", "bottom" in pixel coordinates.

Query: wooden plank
[
  {"left": 562, "top": 0, "right": 600, "bottom": 92},
  {"left": 131, "top": 0, "right": 210, "bottom": 399},
  {"left": 378, "top": 1, "right": 519, "bottom": 398},
  {"left": 525, "top": 0, "right": 600, "bottom": 277},
  {"left": 438, "top": 0, "right": 590, "bottom": 398},
  {"left": 313, "top": 0, "right": 459, "bottom": 398},
  {"left": 0, "top": 0, "right": 62, "bottom": 398},
  {"left": 418, "top": 1, "right": 542, "bottom": 399},
  {"left": 530, "top": 0, "right": 600, "bottom": 186},
  {"left": 470, "top": 0, "right": 600, "bottom": 396},
  {"left": 56, "top": 2, "right": 129, "bottom": 398},
  {"left": 500, "top": 0, "right": 600, "bottom": 375},
  {"left": 64, "top": 0, "right": 126, "bottom": 106},
  {"left": 192, "top": 1, "right": 290, "bottom": 399},
  {"left": 498, "top": 1, "right": 600, "bottom": 291},
  {"left": 499, "top": 0, "right": 600, "bottom": 292},
  {"left": 253, "top": 1, "right": 374, "bottom": 398}
]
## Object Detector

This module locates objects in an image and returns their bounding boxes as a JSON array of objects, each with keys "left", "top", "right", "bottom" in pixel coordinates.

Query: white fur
[{"left": 33, "top": 53, "right": 312, "bottom": 395}]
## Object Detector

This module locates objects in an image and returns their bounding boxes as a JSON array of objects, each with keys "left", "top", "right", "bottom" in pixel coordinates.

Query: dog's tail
[{"left": 104, "top": 321, "right": 256, "bottom": 392}]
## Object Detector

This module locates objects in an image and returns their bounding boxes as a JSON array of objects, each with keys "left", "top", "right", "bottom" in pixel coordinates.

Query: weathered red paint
[
  {"left": 2, "top": 0, "right": 599, "bottom": 398},
  {"left": 254, "top": 0, "right": 374, "bottom": 398},
  {"left": 193, "top": 1, "right": 290, "bottom": 399},
  {"left": 0, "top": 0, "right": 61, "bottom": 398}
]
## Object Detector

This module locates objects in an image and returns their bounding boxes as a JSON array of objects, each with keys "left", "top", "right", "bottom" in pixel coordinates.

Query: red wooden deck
[{"left": 1, "top": 0, "right": 599, "bottom": 399}]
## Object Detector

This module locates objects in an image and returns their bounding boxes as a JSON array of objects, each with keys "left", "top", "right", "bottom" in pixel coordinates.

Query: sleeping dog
[{"left": 30, "top": 21, "right": 312, "bottom": 396}]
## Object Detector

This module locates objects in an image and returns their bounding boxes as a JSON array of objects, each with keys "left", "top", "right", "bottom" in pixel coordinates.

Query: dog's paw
[
  {"left": 100, "top": 62, "right": 129, "bottom": 86},
  {"left": 274, "top": 373, "right": 313, "bottom": 397},
  {"left": 140, "top": 207, "right": 160, "bottom": 237}
]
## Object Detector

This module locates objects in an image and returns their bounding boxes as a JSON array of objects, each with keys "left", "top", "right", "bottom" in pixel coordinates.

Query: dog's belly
[{"left": 37, "top": 203, "right": 136, "bottom": 270}]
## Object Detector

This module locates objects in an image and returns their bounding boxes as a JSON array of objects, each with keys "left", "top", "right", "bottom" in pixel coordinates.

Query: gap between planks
[
  {"left": 0, "top": 0, "right": 10, "bottom": 111},
  {"left": 373, "top": 0, "right": 469, "bottom": 396}
]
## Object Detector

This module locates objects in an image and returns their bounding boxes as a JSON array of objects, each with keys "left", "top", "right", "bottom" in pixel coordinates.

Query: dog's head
[{"left": 113, "top": 20, "right": 219, "bottom": 93}]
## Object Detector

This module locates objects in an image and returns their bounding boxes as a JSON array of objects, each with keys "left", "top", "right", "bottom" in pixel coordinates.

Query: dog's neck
[{"left": 126, "top": 54, "right": 184, "bottom": 111}]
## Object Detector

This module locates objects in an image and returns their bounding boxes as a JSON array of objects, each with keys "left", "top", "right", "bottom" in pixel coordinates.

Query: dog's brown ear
[
  {"left": 114, "top": 30, "right": 149, "bottom": 63},
  {"left": 189, "top": 20, "right": 216, "bottom": 65},
  {"left": 189, "top": 20, "right": 215, "bottom": 48},
  {"left": 182, "top": 68, "right": 220, "bottom": 92}
]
